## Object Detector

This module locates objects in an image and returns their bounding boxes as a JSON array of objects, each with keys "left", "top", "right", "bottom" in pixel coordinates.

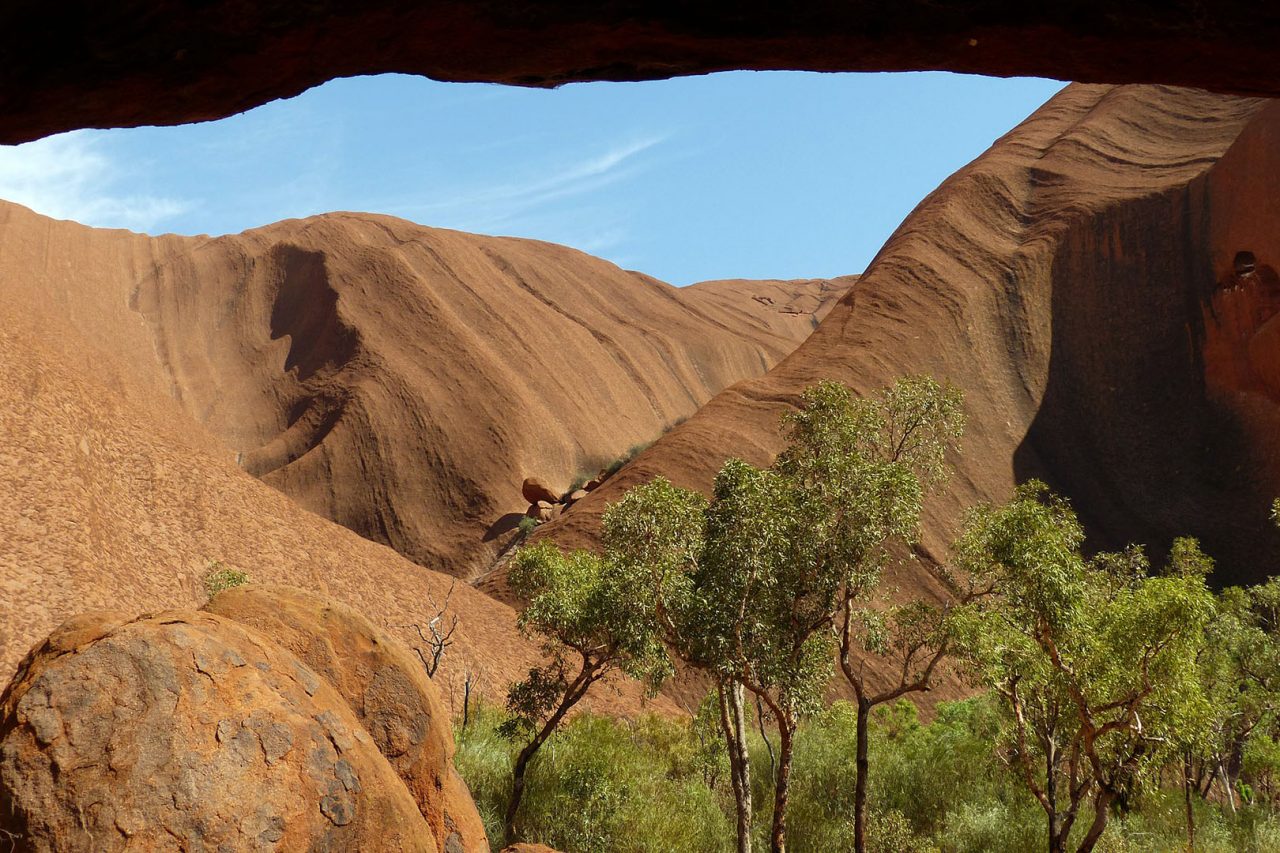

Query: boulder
[
  {"left": 534, "top": 501, "right": 561, "bottom": 523},
  {"left": 520, "top": 478, "right": 559, "bottom": 506},
  {"left": 564, "top": 489, "right": 589, "bottom": 505},
  {"left": 203, "top": 585, "right": 488, "bottom": 852},
  {"left": 0, "top": 609, "right": 434, "bottom": 852},
  {"left": 583, "top": 478, "right": 603, "bottom": 492}
]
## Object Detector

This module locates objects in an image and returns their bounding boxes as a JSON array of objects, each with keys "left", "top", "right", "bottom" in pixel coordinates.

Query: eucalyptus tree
[
  {"left": 956, "top": 482, "right": 1215, "bottom": 853},
  {"left": 679, "top": 377, "right": 964, "bottom": 853},
  {"left": 500, "top": 479, "right": 705, "bottom": 842},
  {"left": 1193, "top": 576, "right": 1280, "bottom": 813},
  {"left": 809, "top": 376, "right": 966, "bottom": 853}
]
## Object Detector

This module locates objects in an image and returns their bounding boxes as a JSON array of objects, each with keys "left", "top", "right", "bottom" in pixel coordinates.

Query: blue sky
[{"left": 0, "top": 72, "right": 1063, "bottom": 285}]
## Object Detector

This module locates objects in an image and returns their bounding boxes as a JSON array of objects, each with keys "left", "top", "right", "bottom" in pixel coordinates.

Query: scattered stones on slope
[{"left": 520, "top": 478, "right": 559, "bottom": 506}]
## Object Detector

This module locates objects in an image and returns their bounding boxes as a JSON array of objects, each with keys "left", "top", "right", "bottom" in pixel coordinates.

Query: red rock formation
[
  {"left": 521, "top": 479, "right": 560, "bottom": 507},
  {"left": 0, "top": 201, "right": 846, "bottom": 586},
  {"left": 4, "top": 2, "right": 1280, "bottom": 144},
  {"left": 1203, "top": 260, "right": 1280, "bottom": 411},
  {"left": 0, "top": 306, "right": 680, "bottom": 723}
]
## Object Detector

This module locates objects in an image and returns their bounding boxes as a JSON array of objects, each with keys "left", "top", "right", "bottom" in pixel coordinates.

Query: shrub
[
  {"left": 456, "top": 701, "right": 730, "bottom": 852},
  {"left": 454, "top": 701, "right": 516, "bottom": 845},
  {"left": 456, "top": 691, "right": 1280, "bottom": 852},
  {"left": 203, "top": 562, "right": 249, "bottom": 597}
]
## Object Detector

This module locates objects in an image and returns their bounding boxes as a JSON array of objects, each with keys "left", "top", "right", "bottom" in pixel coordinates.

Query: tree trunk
[
  {"left": 854, "top": 698, "right": 870, "bottom": 853},
  {"left": 718, "top": 681, "right": 753, "bottom": 853},
  {"left": 463, "top": 673, "right": 472, "bottom": 730},
  {"left": 770, "top": 713, "right": 796, "bottom": 853},
  {"left": 505, "top": 736, "right": 542, "bottom": 843},
  {"left": 1075, "top": 789, "right": 1114, "bottom": 853},
  {"left": 758, "top": 693, "right": 776, "bottom": 778},
  {"left": 504, "top": 667, "right": 596, "bottom": 843},
  {"left": 1219, "top": 760, "right": 1237, "bottom": 814},
  {"left": 1184, "top": 751, "right": 1195, "bottom": 852},
  {"left": 1046, "top": 747, "right": 1062, "bottom": 853}
]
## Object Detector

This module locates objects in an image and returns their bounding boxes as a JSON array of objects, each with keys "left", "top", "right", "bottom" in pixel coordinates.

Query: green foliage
[
  {"left": 506, "top": 476, "right": 707, "bottom": 731},
  {"left": 956, "top": 481, "right": 1216, "bottom": 849},
  {"left": 203, "top": 561, "right": 248, "bottom": 597},
  {"left": 1197, "top": 575, "right": 1280, "bottom": 811},
  {"left": 520, "top": 715, "right": 731, "bottom": 853},
  {"left": 488, "top": 380, "right": 1280, "bottom": 853},
  {"left": 458, "top": 701, "right": 730, "bottom": 853},
  {"left": 503, "top": 477, "right": 710, "bottom": 839},
  {"left": 517, "top": 515, "right": 539, "bottom": 536},
  {"left": 683, "top": 377, "right": 965, "bottom": 723},
  {"left": 456, "top": 694, "right": 1280, "bottom": 853},
  {"left": 454, "top": 701, "right": 516, "bottom": 843},
  {"left": 689, "top": 690, "right": 732, "bottom": 789},
  {"left": 1244, "top": 733, "right": 1280, "bottom": 798}
]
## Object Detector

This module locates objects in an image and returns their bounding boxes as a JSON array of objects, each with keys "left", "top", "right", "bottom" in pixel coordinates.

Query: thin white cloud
[
  {"left": 386, "top": 135, "right": 668, "bottom": 231},
  {"left": 0, "top": 131, "right": 190, "bottom": 233}
]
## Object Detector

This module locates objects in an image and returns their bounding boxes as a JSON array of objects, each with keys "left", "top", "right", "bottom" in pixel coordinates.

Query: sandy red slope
[
  {"left": 0, "top": 203, "right": 846, "bottom": 581},
  {"left": 0, "top": 202, "right": 843, "bottom": 697},
  {"left": 534, "top": 85, "right": 1280, "bottom": 708}
]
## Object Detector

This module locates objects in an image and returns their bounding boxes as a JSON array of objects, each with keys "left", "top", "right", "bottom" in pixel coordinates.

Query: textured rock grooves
[
  {"left": 538, "top": 84, "right": 1280, "bottom": 701},
  {"left": 7, "top": 81, "right": 1280, "bottom": 738},
  {"left": 7, "top": 2, "right": 1280, "bottom": 144},
  {"left": 128, "top": 214, "right": 847, "bottom": 577}
]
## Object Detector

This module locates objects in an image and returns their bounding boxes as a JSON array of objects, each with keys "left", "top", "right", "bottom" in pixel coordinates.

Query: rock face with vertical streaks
[{"left": 0, "top": 199, "right": 846, "bottom": 595}]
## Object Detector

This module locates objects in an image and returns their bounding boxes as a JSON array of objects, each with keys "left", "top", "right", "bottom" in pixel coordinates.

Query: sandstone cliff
[
  {"left": 0, "top": 199, "right": 841, "bottom": 697},
  {"left": 0, "top": 201, "right": 846, "bottom": 583}
]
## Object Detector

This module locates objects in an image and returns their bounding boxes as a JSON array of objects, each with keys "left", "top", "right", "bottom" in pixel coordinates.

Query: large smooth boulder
[
  {"left": 520, "top": 478, "right": 559, "bottom": 506},
  {"left": 0, "top": 609, "right": 435, "bottom": 852},
  {"left": 203, "top": 585, "right": 487, "bottom": 853}
]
